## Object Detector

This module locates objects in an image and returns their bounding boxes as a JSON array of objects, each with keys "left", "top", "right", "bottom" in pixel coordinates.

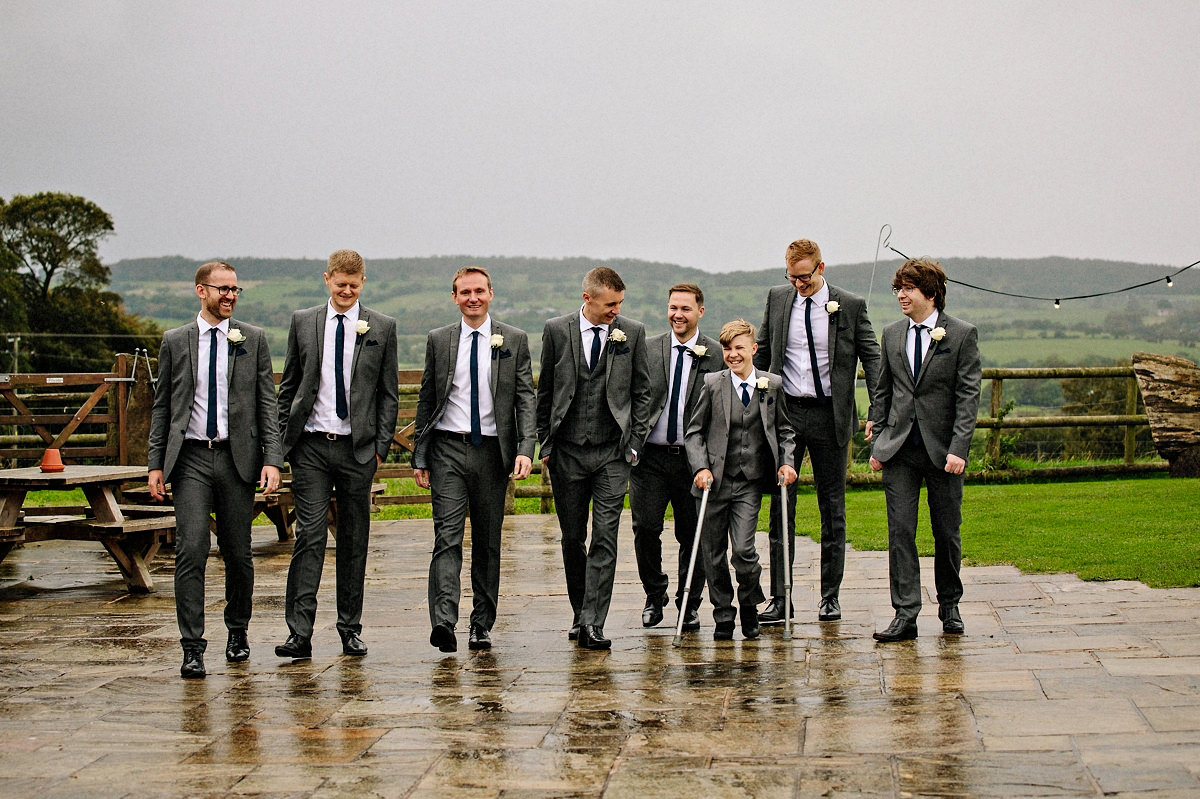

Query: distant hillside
[{"left": 112, "top": 255, "right": 1200, "bottom": 368}]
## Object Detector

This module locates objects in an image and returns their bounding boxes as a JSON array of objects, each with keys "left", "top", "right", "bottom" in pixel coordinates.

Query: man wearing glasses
[
  {"left": 754, "top": 238, "right": 880, "bottom": 625},
  {"left": 275, "top": 249, "right": 398, "bottom": 661},
  {"left": 148, "top": 261, "right": 282, "bottom": 678}
]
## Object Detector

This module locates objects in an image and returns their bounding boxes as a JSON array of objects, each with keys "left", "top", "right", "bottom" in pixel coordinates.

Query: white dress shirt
[
  {"left": 435, "top": 316, "right": 498, "bottom": 437},
  {"left": 730, "top": 368, "right": 760, "bottom": 404},
  {"left": 578, "top": 308, "right": 609, "bottom": 369},
  {"left": 187, "top": 314, "right": 230, "bottom": 441},
  {"left": 783, "top": 281, "right": 832, "bottom": 398},
  {"left": 647, "top": 331, "right": 700, "bottom": 445},
  {"left": 906, "top": 309, "right": 939, "bottom": 377},
  {"left": 305, "top": 300, "right": 359, "bottom": 435}
]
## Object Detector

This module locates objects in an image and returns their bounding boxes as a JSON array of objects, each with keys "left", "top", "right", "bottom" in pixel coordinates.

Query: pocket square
[
  {"left": 365, "top": 339, "right": 379, "bottom": 347},
  {"left": 612, "top": 345, "right": 631, "bottom": 356},
  {"left": 231, "top": 346, "right": 247, "bottom": 357},
  {"left": 496, "top": 349, "right": 512, "bottom": 360}
]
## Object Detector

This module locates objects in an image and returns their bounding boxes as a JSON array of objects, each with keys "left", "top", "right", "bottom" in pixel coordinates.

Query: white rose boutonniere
[
  {"left": 690, "top": 345, "right": 708, "bottom": 358},
  {"left": 825, "top": 300, "right": 840, "bottom": 314},
  {"left": 930, "top": 327, "right": 947, "bottom": 342},
  {"left": 355, "top": 320, "right": 370, "bottom": 336},
  {"left": 226, "top": 329, "right": 245, "bottom": 345},
  {"left": 490, "top": 333, "right": 504, "bottom": 349},
  {"left": 609, "top": 329, "right": 627, "bottom": 343},
  {"left": 755, "top": 376, "right": 770, "bottom": 391}
]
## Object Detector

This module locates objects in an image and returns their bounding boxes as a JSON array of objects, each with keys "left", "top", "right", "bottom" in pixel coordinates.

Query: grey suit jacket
[
  {"left": 277, "top": 303, "right": 400, "bottom": 465},
  {"left": 536, "top": 312, "right": 654, "bottom": 462},
  {"left": 148, "top": 319, "right": 283, "bottom": 484},
  {"left": 684, "top": 370, "right": 797, "bottom": 497},
  {"left": 411, "top": 319, "right": 537, "bottom": 470},
  {"left": 755, "top": 283, "right": 881, "bottom": 447},
  {"left": 868, "top": 313, "right": 982, "bottom": 466},
  {"left": 644, "top": 331, "right": 722, "bottom": 439}
]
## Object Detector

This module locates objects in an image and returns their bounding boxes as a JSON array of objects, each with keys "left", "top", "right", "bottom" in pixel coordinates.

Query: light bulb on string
[
  {"left": 1166, "top": 276, "right": 1174, "bottom": 288},
  {"left": 1053, "top": 299, "right": 1061, "bottom": 310}
]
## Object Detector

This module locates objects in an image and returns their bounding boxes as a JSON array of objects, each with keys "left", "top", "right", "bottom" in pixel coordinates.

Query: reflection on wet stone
[{"left": 1, "top": 515, "right": 1199, "bottom": 796}]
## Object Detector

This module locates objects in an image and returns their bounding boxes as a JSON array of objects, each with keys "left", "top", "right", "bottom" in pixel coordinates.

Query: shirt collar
[
  {"left": 327, "top": 301, "right": 360, "bottom": 323},
  {"left": 579, "top": 307, "right": 610, "bottom": 334},
  {"left": 908, "top": 309, "right": 940, "bottom": 329},
  {"left": 794, "top": 281, "right": 830, "bottom": 306},
  {"left": 461, "top": 315, "right": 492, "bottom": 341},
  {"left": 673, "top": 330, "right": 700, "bottom": 349},
  {"left": 730, "top": 368, "right": 758, "bottom": 388},
  {"left": 197, "top": 314, "right": 229, "bottom": 335}
]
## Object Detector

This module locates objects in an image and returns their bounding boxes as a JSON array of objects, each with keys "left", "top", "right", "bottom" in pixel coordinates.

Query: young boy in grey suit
[{"left": 685, "top": 320, "right": 797, "bottom": 640}]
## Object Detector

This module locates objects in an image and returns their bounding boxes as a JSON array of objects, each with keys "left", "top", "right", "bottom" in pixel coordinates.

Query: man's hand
[
  {"left": 869, "top": 457, "right": 883, "bottom": 472},
  {"left": 414, "top": 468, "right": 430, "bottom": 490},
  {"left": 777, "top": 464, "right": 798, "bottom": 486},
  {"left": 512, "top": 455, "right": 532, "bottom": 481},
  {"left": 693, "top": 469, "right": 713, "bottom": 490},
  {"left": 864, "top": 420, "right": 874, "bottom": 442},
  {"left": 148, "top": 469, "right": 166, "bottom": 501},
  {"left": 944, "top": 453, "right": 966, "bottom": 475},
  {"left": 259, "top": 465, "right": 281, "bottom": 494}
]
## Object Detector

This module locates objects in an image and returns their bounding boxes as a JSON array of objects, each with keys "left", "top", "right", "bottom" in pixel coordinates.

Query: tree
[{"left": 0, "top": 192, "right": 114, "bottom": 300}]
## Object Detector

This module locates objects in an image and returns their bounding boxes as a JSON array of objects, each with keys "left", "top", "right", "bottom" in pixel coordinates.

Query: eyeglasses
[
  {"left": 891, "top": 285, "right": 918, "bottom": 296},
  {"left": 200, "top": 284, "right": 244, "bottom": 297},
  {"left": 785, "top": 269, "right": 819, "bottom": 283}
]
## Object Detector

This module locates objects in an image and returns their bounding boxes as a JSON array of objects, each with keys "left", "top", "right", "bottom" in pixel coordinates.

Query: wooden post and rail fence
[{"left": 1, "top": 352, "right": 1197, "bottom": 510}]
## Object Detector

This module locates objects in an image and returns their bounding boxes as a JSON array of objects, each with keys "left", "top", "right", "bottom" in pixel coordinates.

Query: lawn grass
[
  {"left": 24, "top": 475, "right": 1198, "bottom": 588},
  {"left": 783, "top": 474, "right": 1200, "bottom": 589}
]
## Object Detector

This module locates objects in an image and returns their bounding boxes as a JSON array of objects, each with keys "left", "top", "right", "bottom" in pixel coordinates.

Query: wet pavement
[{"left": 1, "top": 512, "right": 1199, "bottom": 798}]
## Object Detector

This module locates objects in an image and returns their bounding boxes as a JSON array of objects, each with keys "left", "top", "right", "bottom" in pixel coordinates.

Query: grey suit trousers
[
  {"left": 767, "top": 398, "right": 847, "bottom": 601},
  {"left": 881, "top": 437, "right": 964, "bottom": 620},
  {"left": 172, "top": 442, "right": 256, "bottom": 650},
  {"left": 629, "top": 444, "right": 705, "bottom": 610},
  {"left": 702, "top": 477, "right": 766, "bottom": 623},
  {"left": 285, "top": 434, "right": 375, "bottom": 638},
  {"left": 427, "top": 433, "right": 508, "bottom": 631},
  {"left": 548, "top": 439, "right": 628, "bottom": 628}
]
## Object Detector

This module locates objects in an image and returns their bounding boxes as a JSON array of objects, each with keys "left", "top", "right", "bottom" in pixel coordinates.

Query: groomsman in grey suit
[
  {"left": 538, "top": 266, "right": 653, "bottom": 650},
  {"left": 630, "top": 283, "right": 721, "bottom": 632},
  {"left": 274, "top": 249, "right": 399, "bottom": 660},
  {"left": 868, "top": 257, "right": 981, "bottom": 641},
  {"left": 413, "top": 266, "right": 536, "bottom": 653},
  {"left": 148, "top": 260, "right": 282, "bottom": 679},
  {"left": 686, "top": 319, "right": 797, "bottom": 640},
  {"left": 755, "top": 238, "right": 880, "bottom": 624}
]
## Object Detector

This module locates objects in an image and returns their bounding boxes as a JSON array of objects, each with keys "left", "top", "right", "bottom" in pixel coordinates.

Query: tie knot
[
  {"left": 676, "top": 344, "right": 687, "bottom": 353},
  {"left": 592, "top": 326, "right": 601, "bottom": 334}
]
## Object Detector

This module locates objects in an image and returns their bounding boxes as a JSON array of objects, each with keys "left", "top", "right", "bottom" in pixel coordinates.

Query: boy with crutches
[{"left": 685, "top": 320, "right": 797, "bottom": 640}]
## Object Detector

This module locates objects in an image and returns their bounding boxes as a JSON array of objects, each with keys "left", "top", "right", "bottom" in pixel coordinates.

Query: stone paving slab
[{"left": 1, "top": 511, "right": 1199, "bottom": 797}]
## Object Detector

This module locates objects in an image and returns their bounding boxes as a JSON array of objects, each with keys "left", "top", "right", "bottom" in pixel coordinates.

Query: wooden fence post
[
  {"left": 987, "top": 377, "right": 1004, "bottom": 462},
  {"left": 1124, "top": 376, "right": 1139, "bottom": 465}
]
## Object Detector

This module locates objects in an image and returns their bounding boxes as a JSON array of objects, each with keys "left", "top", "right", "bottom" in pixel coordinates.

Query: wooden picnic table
[{"left": 0, "top": 465, "right": 176, "bottom": 593}]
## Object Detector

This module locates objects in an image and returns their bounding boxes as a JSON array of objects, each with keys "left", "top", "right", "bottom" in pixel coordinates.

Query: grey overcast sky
[{"left": 3, "top": 2, "right": 1198, "bottom": 272}]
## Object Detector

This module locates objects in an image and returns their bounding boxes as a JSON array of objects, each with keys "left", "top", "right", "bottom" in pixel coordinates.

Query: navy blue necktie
[
  {"left": 667, "top": 345, "right": 686, "bottom": 443},
  {"left": 740, "top": 382, "right": 751, "bottom": 407},
  {"left": 469, "top": 331, "right": 482, "bottom": 446},
  {"left": 206, "top": 328, "right": 218, "bottom": 439},
  {"left": 804, "top": 298, "right": 826, "bottom": 399},
  {"left": 335, "top": 314, "right": 348, "bottom": 420},
  {"left": 589, "top": 327, "right": 602, "bottom": 372},
  {"left": 912, "top": 325, "right": 924, "bottom": 380}
]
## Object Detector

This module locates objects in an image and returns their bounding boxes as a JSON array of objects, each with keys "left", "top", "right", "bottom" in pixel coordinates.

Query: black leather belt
[
  {"left": 436, "top": 430, "right": 498, "bottom": 445},
  {"left": 645, "top": 443, "right": 686, "bottom": 456},
  {"left": 787, "top": 395, "right": 832, "bottom": 408},
  {"left": 185, "top": 438, "right": 230, "bottom": 449},
  {"left": 305, "top": 431, "right": 348, "bottom": 440}
]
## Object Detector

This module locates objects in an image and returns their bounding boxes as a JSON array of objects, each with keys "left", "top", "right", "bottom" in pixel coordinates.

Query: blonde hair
[
  {"left": 785, "top": 238, "right": 822, "bottom": 268},
  {"left": 719, "top": 319, "right": 756, "bottom": 345},
  {"left": 327, "top": 249, "right": 365, "bottom": 276}
]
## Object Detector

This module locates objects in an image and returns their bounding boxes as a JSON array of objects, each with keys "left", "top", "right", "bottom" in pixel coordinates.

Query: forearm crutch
[
  {"left": 673, "top": 481, "right": 711, "bottom": 648},
  {"left": 780, "top": 475, "right": 793, "bottom": 641}
]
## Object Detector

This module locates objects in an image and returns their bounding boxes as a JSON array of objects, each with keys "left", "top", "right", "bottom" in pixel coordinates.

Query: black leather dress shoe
[
  {"left": 713, "top": 620, "right": 735, "bottom": 641},
  {"left": 340, "top": 631, "right": 368, "bottom": 656},
  {"left": 225, "top": 629, "right": 249, "bottom": 662},
  {"left": 430, "top": 623, "right": 457, "bottom": 653},
  {"left": 180, "top": 649, "right": 205, "bottom": 679},
  {"left": 681, "top": 607, "right": 701, "bottom": 632},
  {"left": 740, "top": 607, "right": 760, "bottom": 639},
  {"left": 873, "top": 616, "right": 918, "bottom": 642},
  {"left": 818, "top": 597, "right": 842, "bottom": 621},
  {"left": 275, "top": 633, "right": 312, "bottom": 659},
  {"left": 578, "top": 625, "right": 611, "bottom": 650},
  {"left": 940, "top": 605, "right": 965, "bottom": 635},
  {"left": 759, "top": 597, "right": 793, "bottom": 625},
  {"left": 568, "top": 623, "right": 581, "bottom": 641},
  {"left": 468, "top": 624, "right": 492, "bottom": 650},
  {"left": 642, "top": 592, "right": 668, "bottom": 627}
]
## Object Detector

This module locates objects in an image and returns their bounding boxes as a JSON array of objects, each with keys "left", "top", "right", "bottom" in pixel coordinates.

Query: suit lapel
[
  {"left": 314, "top": 308, "right": 327, "bottom": 373},
  {"left": 488, "top": 322, "right": 499, "bottom": 397},
  {"left": 225, "top": 320, "right": 237, "bottom": 387},
  {"left": 185, "top": 322, "right": 199, "bottom": 398},
  {"left": 777, "top": 288, "right": 795, "bottom": 363},
  {"left": 569, "top": 313, "right": 584, "bottom": 373},
  {"left": 351, "top": 309, "right": 366, "bottom": 377},
  {"left": 604, "top": 318, "right": 621, "bottom": 387},
  {"left": 825, "top": 286, "right": 840, "bottom": 373},
  {"left": 444, "top": 323, "right": 461, "bottom": 401}
]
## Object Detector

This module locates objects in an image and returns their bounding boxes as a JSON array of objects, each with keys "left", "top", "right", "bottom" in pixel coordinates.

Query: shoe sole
[
  {"left": 759, "top": 617, "right": 787, "bottom": 626},
  {"left": 226, "top": 653, "right": 250, "bottom": 662},
  {"left": 180, "top": 670, "right": 206, "bottom": 679},
  {"left": 818, "top": 614, "right": 841, "bottom": 622},
  {"left": 274, "top": 647, "right": 312, "bottom": 659},
  {"left": 468, "top": 640, "right": 492, "bottom": 650}
]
